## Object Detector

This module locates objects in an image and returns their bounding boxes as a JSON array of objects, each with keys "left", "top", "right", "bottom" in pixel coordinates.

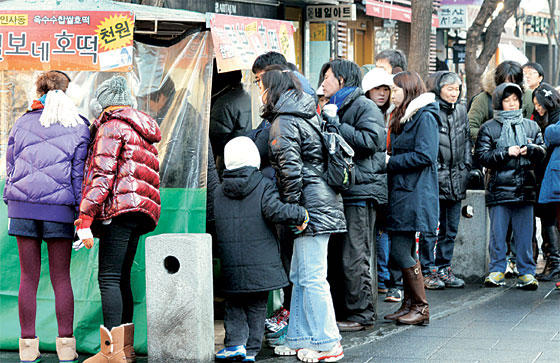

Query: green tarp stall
[{"left": 0, "top": 0, "right": 212, "bottom": 354}]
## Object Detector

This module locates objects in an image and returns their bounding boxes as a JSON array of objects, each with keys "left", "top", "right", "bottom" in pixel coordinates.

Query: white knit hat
[
  {"left": 362, "top": 68, "right": 394, "bottom": 92},
  {"left": 224, "top": 136, "right": 261, "bottom": 170}
]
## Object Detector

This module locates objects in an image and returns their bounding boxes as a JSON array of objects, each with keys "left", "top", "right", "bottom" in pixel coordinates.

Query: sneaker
[
  {"left": 274, "top": 345, "right": 298, "bottom": 356},
  {"left": 516, "top": 274, "right": 539, "bottom": 290},
  {"left": 505, "top": 258, "right": 519, "bottom": 278},
  {"left": 384, "top": 287, "right": 402, "bottom": 302},
  {"left": 265, "top": 307, "right": 289, "bottom": 332},
  {"left": 423, "top": 269, "right": 445, "bottom": 290},
  {"left": 484, "top": 272, "right": 506, "bottom": 287},
  {"left": 242, "top": 356, "right": 255, "bottom": 362},
  {"left": 265, "top": 324, "right": 288, "bottom": 347},
  {"left": 297, "top": 342, "right": 344, "bottom": 362},
  {"left": 438, "top": 267, "right": 465, "bottom": 288},
  {"left": 555, "top": 281, "right": 560, "bottom": 290},
  {"left": 216, "top": 345, "right": 246, "bottom": 360}
]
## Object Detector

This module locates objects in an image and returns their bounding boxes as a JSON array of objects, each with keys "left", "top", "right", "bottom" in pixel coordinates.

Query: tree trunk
[
  {"left": 465, "top": 0, "right": 521, "bottom": 101},
  {"left": 141, "top": 0, "right": 165, "bottom": 6},
  {"left": 408, "top": 0, "right": 433, "bottom": 80}
]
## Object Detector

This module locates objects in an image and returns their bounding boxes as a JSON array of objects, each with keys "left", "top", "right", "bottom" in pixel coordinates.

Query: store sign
[
  {"left": 307, "top": 4, "right": 357, "bottom": 22},
  {"left": 525, "top": 15, "right": 551, "bottom": 36},
  {"left": 0, "top": 11, "right": 134, "bottom": 71},
  {"left": 453, "top": 44, "right": 466, "bottom": 64},
  {"left": 208, "top": 13, "right": 296, "bottom": 73},
  {"left": 438, "top": 5, "right": 467, "bottom": 28},
  {"left": 365, "top": 0, "right": 439, "bottom": 27}
]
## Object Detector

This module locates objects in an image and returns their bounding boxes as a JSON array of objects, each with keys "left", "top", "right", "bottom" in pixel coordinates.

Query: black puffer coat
[
  {"left": 268, "top": 90, "right": 347, "bottom": 236},
  {"left": 214, "top": 166, "right": 306, "bottom": 293},
  {"left": 337, "top": 88, "right": 387, "bottom": 204},
  {"left": 474, "top": 85, "right": 546, "bottom": 206},
  {"left": 432, "top": 73, "right": 472, "bottom": 201}
]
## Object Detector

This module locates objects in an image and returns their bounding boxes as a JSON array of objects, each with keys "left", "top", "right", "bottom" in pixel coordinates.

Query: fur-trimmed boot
[
  {"left": 19, "top": 337, "right": 41, "bottom": 363},
  {"left": 56, "top": 336, "right": 78, "bottom": 363},
  {"left": 397, "top": 261, "right": 430, "bottom": 326},
  {"left": 84, "top": 326, "right": 127, "bottom": 363},
  {"left": 122, "top": 323, "right": 136, "bottom": 363}
]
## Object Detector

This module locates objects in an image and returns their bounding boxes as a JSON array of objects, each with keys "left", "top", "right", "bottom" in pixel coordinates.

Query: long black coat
[
  {"left": 387, "top": 95, "right": 440, "bottom": 233},
  {"left": 337, "top": 88, "right": 387, "bottom": 204},
  {"left": 430, "top": 73, "right": 472, "bottom": 201},
  {"left": 474, "top": 118, "right": 546, "bottom": 206},
  {"left": 268, "top": 90, "right": 347, "bottom": 236},
  {"left": 214, "top": 166, "right": 306, "bottom": 293}
]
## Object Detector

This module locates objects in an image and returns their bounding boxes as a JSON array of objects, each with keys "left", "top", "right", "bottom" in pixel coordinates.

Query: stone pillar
[
  {"left": 145, "top": 233, "right": 214, "bottom": 362},
  {"left": 452, "top": 190, "right": 490, "bottom": 282}
]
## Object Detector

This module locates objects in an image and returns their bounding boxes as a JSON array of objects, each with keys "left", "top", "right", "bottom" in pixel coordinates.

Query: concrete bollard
[
  {"left": 145, "top": 233, "right": 214, "bottom": 362},
  {"left": 452, "top": 190, "right": 490, "bottom": 282}
]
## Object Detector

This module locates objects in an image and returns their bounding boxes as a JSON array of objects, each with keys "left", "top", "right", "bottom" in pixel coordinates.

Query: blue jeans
[
  {"left": 488, "top": 204, "right": 536, "bottom": 276},
  {"left": 287, "top": 234, "right": 341, "bottom": 351},
  {"left": 376, "top": 231, "right": 390, "bottom": 288},
  {"left": 419, "top": 199, "right": 462, "bottom": 272}
]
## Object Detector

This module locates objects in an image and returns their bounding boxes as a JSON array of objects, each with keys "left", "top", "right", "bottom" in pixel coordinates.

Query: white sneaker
[
  {"left": 274, "top": 345, "right": 298, "bottom": 356},
  {"left": 297, "top": 342, "right": 344, "bottom": 362}
]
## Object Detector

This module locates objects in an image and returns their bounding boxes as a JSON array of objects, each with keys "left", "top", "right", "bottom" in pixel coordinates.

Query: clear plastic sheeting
[{"left": 0, "top": 30, "right": 213, "bottom": 188}]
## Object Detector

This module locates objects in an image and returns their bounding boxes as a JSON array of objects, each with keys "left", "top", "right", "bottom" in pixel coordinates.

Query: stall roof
[{"left": 0, "top": 0, "right": 206, "bottom": 23}]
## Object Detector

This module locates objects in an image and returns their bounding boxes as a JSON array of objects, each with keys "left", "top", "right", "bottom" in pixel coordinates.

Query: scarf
[
  {"left": 28, "top": 94, "right": 47, "bottom": 111},
  {"left": 494, "top": 109, "right": 529, "bottom": 166},
  {"left": 329, "top": 86, "right": 357, "bottom": 110}
]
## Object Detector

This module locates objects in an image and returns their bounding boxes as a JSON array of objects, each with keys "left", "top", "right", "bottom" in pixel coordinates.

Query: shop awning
[
  {"left": 207, "top": 13, "right": 296, "bottom": 73},
  {"left": 497, "top": 43, "right": 528, "bottom": 65},
  {"left": 365, "top": 0, "right": 440, "bottom": 28}
]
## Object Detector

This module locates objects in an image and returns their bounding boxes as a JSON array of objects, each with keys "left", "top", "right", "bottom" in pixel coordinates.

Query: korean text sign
[
  {"left": 209, "top": 13, "right": 296, "bottom": 73},
  {"left": 0, "top": 11, "right": 134, "bottom": 71}
]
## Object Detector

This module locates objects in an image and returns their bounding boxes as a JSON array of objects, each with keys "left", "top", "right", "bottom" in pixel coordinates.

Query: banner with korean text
[
  {"left": 0, "top": 11, "right": 134, "bottom": 71},
  {"left": 208, "top": 13, "right": 296, "bottom": 73}
]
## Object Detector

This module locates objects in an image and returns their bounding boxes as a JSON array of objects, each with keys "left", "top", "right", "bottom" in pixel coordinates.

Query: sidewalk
[{"left": 1, "top": 281, "right": 557, "bottom": 362}]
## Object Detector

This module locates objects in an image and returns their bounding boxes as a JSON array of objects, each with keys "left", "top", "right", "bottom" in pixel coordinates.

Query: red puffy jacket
[{"left": 80, "top": 107, "right": 161, "bottom": 230}]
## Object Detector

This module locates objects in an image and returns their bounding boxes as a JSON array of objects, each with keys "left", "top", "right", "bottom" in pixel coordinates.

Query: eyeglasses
[{"left": 524, "top": 70, "right": 540, "bottom": 77}]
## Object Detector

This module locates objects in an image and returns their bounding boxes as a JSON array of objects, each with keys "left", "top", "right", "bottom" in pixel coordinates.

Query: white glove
[{"left": 73, "top": 240, "right": 85, "bottom": 251}]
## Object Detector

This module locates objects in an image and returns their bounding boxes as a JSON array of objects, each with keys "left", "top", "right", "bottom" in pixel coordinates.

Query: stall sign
[
  {"left": 365, "top": 0, "right": 439, "bottom": 28},
  {"left": 307, "top": 5, "right": 357, "bottom": 22},
  {"left": 439, "top": 5, "right": 467, "bottom": 28},
  {"left": 0, "top": 11, "right": 134, "bottom": 71},
  {"left": 208, "top": 13, "right": 296, "bottom": 73}
]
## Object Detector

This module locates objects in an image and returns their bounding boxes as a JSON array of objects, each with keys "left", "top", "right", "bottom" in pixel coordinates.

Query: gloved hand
[
  {"left": 74, "top": 215, "right": 94, "bottom": 249},
  {"left": 466, "top": 168, "right": 484, "bottom": 190},
  {"left": 321, "top": 111, "right": 340, "bottom": 128}
]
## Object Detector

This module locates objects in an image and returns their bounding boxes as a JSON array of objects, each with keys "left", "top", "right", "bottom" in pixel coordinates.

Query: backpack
[{"left": 302, "top": 114, "right": 355, "bottom": 193}]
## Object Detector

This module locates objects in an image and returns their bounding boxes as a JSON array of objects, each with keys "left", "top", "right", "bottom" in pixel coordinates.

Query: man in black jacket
[
  {"left": 420, "top": 72, "right": 471, "bottom": 289},
  {"left": 321, "top": 59, "right": 386, "bottom": 331}
]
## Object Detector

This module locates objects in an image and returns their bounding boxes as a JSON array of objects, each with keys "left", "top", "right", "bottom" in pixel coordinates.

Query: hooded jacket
[
  {"left": 469, "top": 68, "right": 534, "bottom": 141},
  {"left": 214, "top": 166, "right": 306, "bottom": 293},
  {"left": 80, "top": 107, "right": 161, "bottom": 231},
  {"left": 474, "top": 84, "right": 546, "bottom": 206},
  {"left": 268, "top": 90, "right": 347, "bottom": 235},
  {"left": 4, "top": 109, "right": 90, "bottom": 223},
  {"left": 387, "top": 93, "right": 440, "bottom": 233},
  {"left": 337, "top": 87, "right": 387, "bottom": 204},
  {"left": 539, "top": 118, "right": 560, "bottom": 203},
  {"left": 432, "top": 72, "right": 472, "bottom": 201}
]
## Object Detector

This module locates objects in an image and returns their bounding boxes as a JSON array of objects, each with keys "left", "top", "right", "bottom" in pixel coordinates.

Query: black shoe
[
  {"left": 438, "top": 266, "right": 465, "bottom": 288},
  {"left": 336, "top": 321, "right": 372, "bottom": 332}
]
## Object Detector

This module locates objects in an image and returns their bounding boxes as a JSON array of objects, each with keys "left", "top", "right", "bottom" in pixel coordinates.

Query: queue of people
[{"left": 6, "top": 55, "right": 560, "bottom": 363}]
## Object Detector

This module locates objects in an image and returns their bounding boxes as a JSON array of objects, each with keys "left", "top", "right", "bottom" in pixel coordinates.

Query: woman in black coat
[
  {"left": 385, "top": 72, "right": 440, "bottom": 326},
  {"left": 475, "top": 83, "right": 545, "bottom": 290},
  {"left": 259, "top": 65, "right": 346, "bottom": 362}
]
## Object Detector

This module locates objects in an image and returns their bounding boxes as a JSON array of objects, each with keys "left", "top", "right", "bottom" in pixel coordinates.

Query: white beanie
[
  {"left": 224, "top": 136, "right": 261, "bottom": 170},
  {"left": 362, "top": 68, "right": 394, "bottom": 92}
]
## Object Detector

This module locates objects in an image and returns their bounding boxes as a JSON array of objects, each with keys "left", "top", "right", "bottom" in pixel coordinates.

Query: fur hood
[
  {"left": 481, "top": 67, "right": 497, "bottom": 94},
  {"left": 401, "top": 92, "right": 436, "bottom": 124}
]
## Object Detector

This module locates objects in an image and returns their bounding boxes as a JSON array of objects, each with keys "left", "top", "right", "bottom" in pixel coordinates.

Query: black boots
[{"left": 537, "top": 226, "right": 560, "bottom": 281}]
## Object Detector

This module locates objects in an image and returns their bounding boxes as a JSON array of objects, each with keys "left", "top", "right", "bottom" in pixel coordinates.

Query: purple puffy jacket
[{"left": 4, "top": 109, "right": 91, "bottom": 223}]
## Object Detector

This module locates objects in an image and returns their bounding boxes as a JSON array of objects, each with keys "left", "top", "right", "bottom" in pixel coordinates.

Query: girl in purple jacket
[{"left": 4, "top": 71, "right": 90, "bottom": 363}]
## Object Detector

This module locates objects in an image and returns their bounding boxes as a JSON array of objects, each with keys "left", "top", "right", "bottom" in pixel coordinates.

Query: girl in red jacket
[{"left": 75, "top": 76, "right": 161, "bottom": 363}]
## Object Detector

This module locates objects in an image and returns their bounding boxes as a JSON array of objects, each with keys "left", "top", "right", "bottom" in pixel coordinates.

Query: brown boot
[
  {"left": 84, "top": 325, "right": 127, "bottom": 363},
  {"left": 19, "top": 337, "right": 41, "bottom": 363},
  {"left": 397, "top": 261, "right": 430, "bottom": 326},
  {"left": 123, "top": 323, "right": 136, "bottom": 363},
  {"left": 384, "top": 271, "right": 411, "bottom": 320},
  {"left": 56, "top": 336, "right": 78, "bottom": 362}
]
